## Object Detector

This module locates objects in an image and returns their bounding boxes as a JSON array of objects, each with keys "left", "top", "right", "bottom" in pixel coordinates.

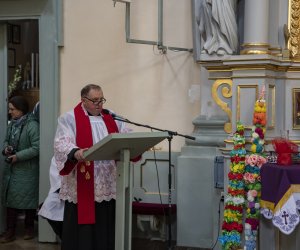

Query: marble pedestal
[{"left": 176, "top": 115, "right": 227, "bottom": 249}]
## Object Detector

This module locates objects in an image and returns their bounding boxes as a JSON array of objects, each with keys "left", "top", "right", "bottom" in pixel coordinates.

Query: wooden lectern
[{"left": 83, "top": 132, "right": 169, "bottom": 250}]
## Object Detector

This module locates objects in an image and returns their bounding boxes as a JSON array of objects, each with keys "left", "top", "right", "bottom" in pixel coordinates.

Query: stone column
[{"left": 241, "top": 0, "right": 270, "bottom": 55}]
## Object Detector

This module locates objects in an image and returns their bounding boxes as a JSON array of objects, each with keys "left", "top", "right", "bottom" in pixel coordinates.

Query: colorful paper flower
[
  {"left": 243, "top": 88, "right": 267, "bottom": 250},
  {"left": 219, "top": 122, "right": 246, "bottom": 250}
]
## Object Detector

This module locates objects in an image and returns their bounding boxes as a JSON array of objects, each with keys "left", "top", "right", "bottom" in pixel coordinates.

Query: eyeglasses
[{"left": 83, "top": 96, "right": 106, "bottom": 105}]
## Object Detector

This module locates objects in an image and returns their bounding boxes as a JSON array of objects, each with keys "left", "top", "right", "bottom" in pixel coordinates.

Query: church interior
[{"left": 0, "top": 0, "right": 300, "bottom": 250}]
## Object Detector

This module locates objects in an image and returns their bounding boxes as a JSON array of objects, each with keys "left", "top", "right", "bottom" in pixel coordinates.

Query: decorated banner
[
  {"left": 219, "top": 122, "right": 246, "bottom": 250},
  {"left": 243, "top": 88, "right": 267, "bottom": 250},
  {"left": 219, "top": 87, "right": 268, "bottom": 250}
]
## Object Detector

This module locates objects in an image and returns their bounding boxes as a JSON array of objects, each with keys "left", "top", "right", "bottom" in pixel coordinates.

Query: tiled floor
[
  {"left": 1, "top": 224, "right": 168, "bottom": 250},
  {"left": 0, "top": 219, "right": 193, "bottom": 250},
  {"left": 2, "top": 233, "right": 172, "bottom": 250},
  {"left": 0, "top": 240, "right": 60, "bottom": 250},
  {"left": 0, "top": 232, "right": 60, "bottom": 250},
  {"left": 2, "top": 237, "right": 168, "bottom": 250},
  {"left": 1, "top": 214, "right": 173, "bottom": 249},
  {"left": 0, "top": 219, "right": 60, "bottom": 250},
  {"left": 3, "top": 240, "right": 167, "bottom": 250}
]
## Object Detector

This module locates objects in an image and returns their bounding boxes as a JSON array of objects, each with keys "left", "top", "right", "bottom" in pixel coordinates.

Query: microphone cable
[{"left": 151, "top": 128, "right": 166, "bottom": 218}]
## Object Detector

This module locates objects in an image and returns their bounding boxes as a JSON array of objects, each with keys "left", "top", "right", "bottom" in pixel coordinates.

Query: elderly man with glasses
[{"left": 52, "top": 84, "right": 131, "bottom": 250}]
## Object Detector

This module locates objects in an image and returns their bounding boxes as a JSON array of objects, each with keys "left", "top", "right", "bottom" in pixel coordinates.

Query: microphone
[
  {"left": 102, "top": 109, "right": 126, "bottom": 120},
  {"left": 102, "top": 108, "right": 113, "bottom": 116}
]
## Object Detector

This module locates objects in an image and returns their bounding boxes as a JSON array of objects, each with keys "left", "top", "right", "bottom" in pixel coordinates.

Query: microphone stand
[{"left": 113, "top": 115, "right": 195, "bottom": 249}]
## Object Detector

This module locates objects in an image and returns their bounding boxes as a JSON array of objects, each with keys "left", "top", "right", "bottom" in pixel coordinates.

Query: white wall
[{"left": 60, "top": 0, "right": 201, "bottom": 151}]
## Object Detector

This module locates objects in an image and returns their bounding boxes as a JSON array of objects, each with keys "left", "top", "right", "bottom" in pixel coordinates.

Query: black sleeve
[{"left": 67, "top": 148, "right": 80, "bottom": 164}]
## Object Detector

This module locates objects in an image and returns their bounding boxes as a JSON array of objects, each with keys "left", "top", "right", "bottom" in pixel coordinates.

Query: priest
[{"left": 54, "top": 84, "right": 131, "bottom": 250}]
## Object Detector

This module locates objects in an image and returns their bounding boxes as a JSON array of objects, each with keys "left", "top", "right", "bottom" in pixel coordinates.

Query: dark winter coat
[{"left": 2, "top": 114, "right": 39, "bottom": 209}]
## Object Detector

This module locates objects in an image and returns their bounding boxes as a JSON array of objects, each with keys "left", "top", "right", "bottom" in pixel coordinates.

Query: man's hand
[{"left": 74, "top": 148, "right": 89, "bottom": 161}]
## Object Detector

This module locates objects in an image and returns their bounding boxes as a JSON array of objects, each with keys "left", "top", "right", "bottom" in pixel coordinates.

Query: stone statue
[
  {"left": 195, "top": 0, "right": 238, "bottom": 55},
  {"left": 282, "top": 24, "right": 291, "bottom": 59},
  {"left": 283, "top": 24, "right": 290, "bottom": 50}
]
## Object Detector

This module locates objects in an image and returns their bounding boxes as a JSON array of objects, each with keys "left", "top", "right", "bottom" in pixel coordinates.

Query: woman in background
[{"left": 1, "top": 96, "right": 40, "bottom": 243}]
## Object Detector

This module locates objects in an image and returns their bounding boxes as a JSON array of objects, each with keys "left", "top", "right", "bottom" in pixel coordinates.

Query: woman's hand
[
  {"left": 7, "top": 154, "right": 17, "bottom": 164},
  {"left": 4, "top": 146, "right": 14, "bottom": 156}
]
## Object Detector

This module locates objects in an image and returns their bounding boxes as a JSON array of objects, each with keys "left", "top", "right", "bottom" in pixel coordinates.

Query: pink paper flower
[
  {"left": 256, "top": 156, "right": 267, "bottom": 168},
  {"left": 248, "top": 190, "right": 258, "bottom": 197},
  {"left": 248, "top": 174, "right": 256, "bottom": 183},
  {"left": 246, "top": 154, "right": 258, "bottom": 166}
]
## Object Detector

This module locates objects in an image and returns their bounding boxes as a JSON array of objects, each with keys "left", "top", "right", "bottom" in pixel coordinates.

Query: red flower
[
  {"left": 234, "top": 144, "right": 244, "bottom": 150},
  {"left": 222, "top": 222, "right": 243, "bottom": 233},
  {"left": 225, "top": 205, "right": 243, "bottom": 213},
  {"left": 228, "top": 172, "right": 244, "bottom": 180},
  {"left": 245, "top": 218, "right": 259, "bottom": 230},
  {"left": 228, "top": 189, "right": 245, "bottom": 196}
]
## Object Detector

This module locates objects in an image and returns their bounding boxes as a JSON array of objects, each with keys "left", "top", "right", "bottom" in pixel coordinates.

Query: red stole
[{"left": 60, "top": 103, "right": 118, "bottom": 224}]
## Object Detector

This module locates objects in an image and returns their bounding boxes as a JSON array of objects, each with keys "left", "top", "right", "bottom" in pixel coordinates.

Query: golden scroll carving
[{"left": 212, "top": 79, "right": 233, "bottom": 133}]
